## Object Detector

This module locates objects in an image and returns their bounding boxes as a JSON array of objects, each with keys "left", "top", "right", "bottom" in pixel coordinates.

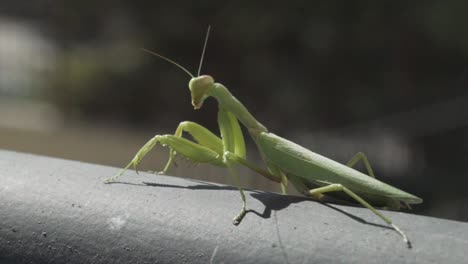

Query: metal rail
[{"left": 0, "top": 150, "right": 466, "bottom": 263}]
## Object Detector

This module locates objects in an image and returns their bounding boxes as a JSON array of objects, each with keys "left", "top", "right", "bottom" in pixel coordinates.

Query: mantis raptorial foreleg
[
  {"left": 163, "top": 121, "right": 224, "bottom": 173},
  {"left": 218, "top": 108, "right": 252, "bottom": 224},
  {"left": 308, "top": 184, "right": 411, "bottom": 247},
  {"left": 106, "top": 122, "right": 278, "bottom": 184},
  {"left": 105, "top": 134, "right": 225, "bottom": 183},
  {"left": 217, "top": 109, "right": 246, "bottom": 158},
  {"left": 163, "top": 119, "right": 279, "bottom": 183},
  {"left": 346, "top": 152, "right": 376, "bottom": 178}
]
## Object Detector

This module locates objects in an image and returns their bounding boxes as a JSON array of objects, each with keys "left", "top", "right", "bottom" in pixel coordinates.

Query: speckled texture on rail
[{"left": 0, "top": 150, "right": 467, "bottom": 263}]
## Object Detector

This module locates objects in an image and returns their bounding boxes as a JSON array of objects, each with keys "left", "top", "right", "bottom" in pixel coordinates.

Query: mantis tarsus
[{"left": 105, "top": 26, "right": 423, "bottom": 248}]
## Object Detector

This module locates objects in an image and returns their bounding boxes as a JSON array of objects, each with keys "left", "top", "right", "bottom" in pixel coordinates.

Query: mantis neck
[{"left": 209, "top": 83, "right": 268, "bottom": 135}]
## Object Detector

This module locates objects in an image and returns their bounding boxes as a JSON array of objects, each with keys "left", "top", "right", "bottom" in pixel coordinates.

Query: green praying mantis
[{"left": 105, "top": 26, "right": 422, "bottom": 248}]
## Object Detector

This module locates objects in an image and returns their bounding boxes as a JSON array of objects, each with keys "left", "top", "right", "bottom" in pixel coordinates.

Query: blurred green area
[{"left": 1, "top": 1, "right": 468, "bottom": 221}]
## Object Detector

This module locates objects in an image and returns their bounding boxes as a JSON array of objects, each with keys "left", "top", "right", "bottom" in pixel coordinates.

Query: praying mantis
[{"left": 105, "top": 27, "right": 422, "bottom": 248}]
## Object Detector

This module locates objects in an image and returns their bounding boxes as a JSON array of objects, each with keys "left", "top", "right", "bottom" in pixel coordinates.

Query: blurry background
[{"left": 1, "top": 1, "right": 467, "bottom": 221}]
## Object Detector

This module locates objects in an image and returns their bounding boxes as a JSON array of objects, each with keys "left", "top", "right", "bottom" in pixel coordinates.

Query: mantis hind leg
[
  {"left": 346, "top": 152, "right": 376, "bottom": 178},
  {"left": 308, "top": 184, "right": 411, "bottom": 248}
]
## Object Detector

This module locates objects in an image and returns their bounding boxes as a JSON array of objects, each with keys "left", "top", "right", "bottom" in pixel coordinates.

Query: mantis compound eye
[{"left": 189, "top": 75, "right": 215, "bottom": 109}]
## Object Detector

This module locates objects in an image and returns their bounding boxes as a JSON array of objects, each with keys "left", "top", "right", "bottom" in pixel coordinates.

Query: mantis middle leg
[{"left": 346, "top": 152, "right": 376, "bottom": 178}]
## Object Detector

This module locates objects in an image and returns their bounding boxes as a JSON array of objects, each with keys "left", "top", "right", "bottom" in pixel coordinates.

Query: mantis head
[{"left": 189, "top": 75, "right": 214, "bottom": 109}]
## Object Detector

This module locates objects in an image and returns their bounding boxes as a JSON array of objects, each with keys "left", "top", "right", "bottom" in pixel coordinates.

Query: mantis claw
[
  {"left": 104, "top": 159, "right": 136, "bottom": 183},
  {"left": 391, "top": 223, "right": 412, "bottom": 248},
  {"left": 103, "top": 169, "right": 125, "bottom": 184},
  {"left": 232, "top": 208, "right": 247, "bottom": 226}
]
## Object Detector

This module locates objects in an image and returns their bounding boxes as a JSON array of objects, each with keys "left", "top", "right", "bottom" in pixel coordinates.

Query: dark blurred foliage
[{"left": 1, "top": 1, "right": 468, "bottom": 221}]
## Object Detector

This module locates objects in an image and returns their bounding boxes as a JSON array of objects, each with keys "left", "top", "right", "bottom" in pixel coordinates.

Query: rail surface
[{"left": 0, "top": 150, "right": 467, "bottom": 263}]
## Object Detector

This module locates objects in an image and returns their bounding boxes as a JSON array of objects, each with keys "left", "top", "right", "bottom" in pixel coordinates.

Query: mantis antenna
[
  {"left": 141, "top": 26, "right": 212, "bottom": 79},
  {"left": 197, "top": 25, "right": 211, "bottom": 76},
  {"left": 141, "top": 48, "right": 195, "bottom": 78}
]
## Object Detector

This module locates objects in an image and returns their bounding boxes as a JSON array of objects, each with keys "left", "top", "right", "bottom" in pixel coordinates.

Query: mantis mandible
[{"left": 105, "top": 26, "right": 422, "bottom": 248}]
